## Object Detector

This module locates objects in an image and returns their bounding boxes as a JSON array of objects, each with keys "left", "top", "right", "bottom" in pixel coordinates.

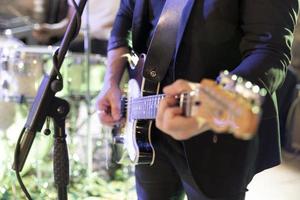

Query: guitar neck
[
  {"left": 128, "top": 94, "right": 165, "bottom": 120},
  {"left": 127, "top": 87, "right": 233, "bottom": 120},
  {"left": 124, "top": 67, "right": 265, "bottom": 137}
]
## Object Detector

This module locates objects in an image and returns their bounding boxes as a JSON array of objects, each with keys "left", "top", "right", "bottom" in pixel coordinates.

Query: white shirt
[{"left": 68, "top": 0, "right": 120, "bottom": 40}]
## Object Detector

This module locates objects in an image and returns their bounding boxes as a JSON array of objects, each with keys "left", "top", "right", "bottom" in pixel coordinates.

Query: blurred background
[{"left": 0, "top": 0, "right": 300, "bottom": 199}]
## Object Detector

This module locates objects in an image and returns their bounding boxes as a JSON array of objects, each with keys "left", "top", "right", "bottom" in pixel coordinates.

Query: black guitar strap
[{"left": 142, "top": 0, "right": 189, "bottom": 83}]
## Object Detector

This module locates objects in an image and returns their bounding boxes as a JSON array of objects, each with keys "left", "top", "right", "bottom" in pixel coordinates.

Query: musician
[
  {"left": 96, "top": 0, "right": 299, "bottom": 199},
  {"left": 0, "top": 0, "right": 35, "bottom": 19},
  {"left": 32, "top": 0, "right": 120, "bottom": 55}
]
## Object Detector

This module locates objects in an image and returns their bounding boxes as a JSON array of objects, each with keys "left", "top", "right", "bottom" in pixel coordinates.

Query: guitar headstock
[
  {"left": 217, "top": 71, "right": 267, "bottom": 113},
  {"left": 186, "top": 71, "right": 266, "bottom": 139}
]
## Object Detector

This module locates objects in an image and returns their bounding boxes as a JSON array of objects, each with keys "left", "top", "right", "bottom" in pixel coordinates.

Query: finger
[
  {"left": 232, "top": 131, "right": 253, "bottom": 141},
  {"left": 158, "top": 108, "right": 210, "bottom": 140},
  {"left": 168, "top": 116, "right": 209, "bottom": 140},
  {"left": 96, "top": 98, "right": 109, "bottom": 112},
  {"left": 110, "top": 104, "right": 121, "bottom": 121},
  {"left": 156, "top": 96, "right": 178, "bottom": 124},
  {"left": 98, "top": 113, "right": 117, "bottom": 126},
  {"left": 96, "top": 98, "right": 115, "bottom": 124},
  {"left": 161, "top": 113, "right": 197, "bottom": 140},
  {"left": 195, "top": 117, "right": 209, "bottom": 132},
  {"left": 110, "top": 95, "right": 122, "bottom": 121},
  {"left": 163, "top": 80, "right": 200, "bottom": 96},
  {"left": 163, "top": 79, "right": 190, "bottom": 95},
  {"left": 97, "top": 107, "right": 114, "bottom": 125},
  {"left": 156, "top": 106, "right": 182, "bottom": 131},
  {"left": 163, "top": 113, "right": 194, "bottom": 132},
  {"left": 162, "top": 107, "right": 183, "bottom": 125}
]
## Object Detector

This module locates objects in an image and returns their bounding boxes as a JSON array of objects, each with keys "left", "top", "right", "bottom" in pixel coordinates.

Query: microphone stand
[
  {"left": 48, "top": 97, "right": 70, "bottom": 200},
  {"left": 12, "top": 0, "right": 88, "bottom": 199}
]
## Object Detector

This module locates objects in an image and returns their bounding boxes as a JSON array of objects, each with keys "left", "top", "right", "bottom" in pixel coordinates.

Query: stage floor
[{"left": 246, "top": 150, "right": 300, "bottom": 200}]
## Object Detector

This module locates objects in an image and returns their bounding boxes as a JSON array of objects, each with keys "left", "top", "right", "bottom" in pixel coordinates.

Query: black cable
[{"left": 14, "top": 127, "right": 33, "bottom": 200}]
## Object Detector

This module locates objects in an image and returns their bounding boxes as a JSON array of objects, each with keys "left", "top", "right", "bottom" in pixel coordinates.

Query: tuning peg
[
  {"left": 245, "top": 81, "right": 253, "bottom": 89},
  {"left": 231, "top": 74, "right": 238, "bottom": 81},
  {"left": 223, "top": 70, "right": 230, "bottom": 75},
  {"left": 252, "top": 85, "right": 260, "bottom": 94},
  {"left": 259, "top": 88, "right": 267, "bottom": 97},
  {"left": 252, "top": 105, "right": 261, "bottom": 114},
  {"left": 237, "top": 77, "right": 243, "bottom": 84}
]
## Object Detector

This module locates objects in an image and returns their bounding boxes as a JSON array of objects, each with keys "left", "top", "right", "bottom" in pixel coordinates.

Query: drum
[
  {"left": 1, "top": 42, "right": 55, "bottom": 130},
  {"left": 0, "top": 36, "right": 24, "bottom": 48},
  {"left": 8, "top": 45, "right": 55, "bottom": 98},
  {"left": 0, "top": 36, "right": 24, "bottom": 130},
  {"left": 56, "top": 53, "right": 107, "bottom": 97}
]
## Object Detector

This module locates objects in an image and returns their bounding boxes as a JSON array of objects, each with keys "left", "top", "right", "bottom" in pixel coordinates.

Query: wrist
[{"left": 103, "top": 77, "right": 120, "bottom": 89}]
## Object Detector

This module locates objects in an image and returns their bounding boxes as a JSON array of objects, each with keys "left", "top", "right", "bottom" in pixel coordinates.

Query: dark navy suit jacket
[{"left": 108, "top": 0, "right": 299, "bottom": 197}]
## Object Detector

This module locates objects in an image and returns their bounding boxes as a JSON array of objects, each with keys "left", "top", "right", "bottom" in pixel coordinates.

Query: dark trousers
[{"left": 135, "top": 132, "right": 246, "bottom": 200}]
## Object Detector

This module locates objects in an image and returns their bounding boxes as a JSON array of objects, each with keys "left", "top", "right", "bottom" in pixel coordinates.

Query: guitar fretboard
[{"left": 128, "top": 94, "right": 165, "bottom": 120}]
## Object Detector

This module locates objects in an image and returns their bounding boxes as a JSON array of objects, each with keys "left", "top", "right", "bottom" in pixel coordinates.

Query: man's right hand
[
  {"left": 32, "top": 23, "right": 54, "bottom": 43},
  {"left": 32, "top": 18, "right": 69, "bottom": 43},
  {"left": 96, "top": 47, "right": 130, "bottom": 126},
  {"left": 96, "top": 84, "right": 122, "bottom": 126}
]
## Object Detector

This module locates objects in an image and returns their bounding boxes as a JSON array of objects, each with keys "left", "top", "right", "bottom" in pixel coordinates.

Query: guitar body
[{"left": 125, "top": 54, "right": 158, "bottom": 165}]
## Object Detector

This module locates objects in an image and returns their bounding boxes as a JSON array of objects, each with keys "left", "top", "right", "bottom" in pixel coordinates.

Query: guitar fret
[{"left": 151, "top": 97, "right": 155, "bottom": 118}]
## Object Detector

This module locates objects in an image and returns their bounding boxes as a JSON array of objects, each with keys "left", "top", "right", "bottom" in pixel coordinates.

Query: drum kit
[{"left": 0, "top": 35, "right": 107, "bottom": 131}]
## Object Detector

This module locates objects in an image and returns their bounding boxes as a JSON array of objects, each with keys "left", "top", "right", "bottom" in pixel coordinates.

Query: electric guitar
[{"left": 112, "top": 53, "right": 266, "bottom": 165}]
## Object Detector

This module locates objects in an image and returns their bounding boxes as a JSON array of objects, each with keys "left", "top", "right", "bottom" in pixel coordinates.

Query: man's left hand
[{"left": 156, "top": 79, "right": 210, "bottom": 140}]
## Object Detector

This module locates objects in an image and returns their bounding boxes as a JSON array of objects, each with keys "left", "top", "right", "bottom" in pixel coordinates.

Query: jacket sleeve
[
  {"left": 231, "top": 0, "right": 299, "bottom": 94},
  {"left": 107, "top": 0, "right": 135, "bottom": 51}
]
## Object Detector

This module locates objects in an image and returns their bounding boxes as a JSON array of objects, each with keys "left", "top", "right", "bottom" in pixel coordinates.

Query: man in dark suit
[{"left": 96, "top": 0, "right": 299, "bottom": 199}]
